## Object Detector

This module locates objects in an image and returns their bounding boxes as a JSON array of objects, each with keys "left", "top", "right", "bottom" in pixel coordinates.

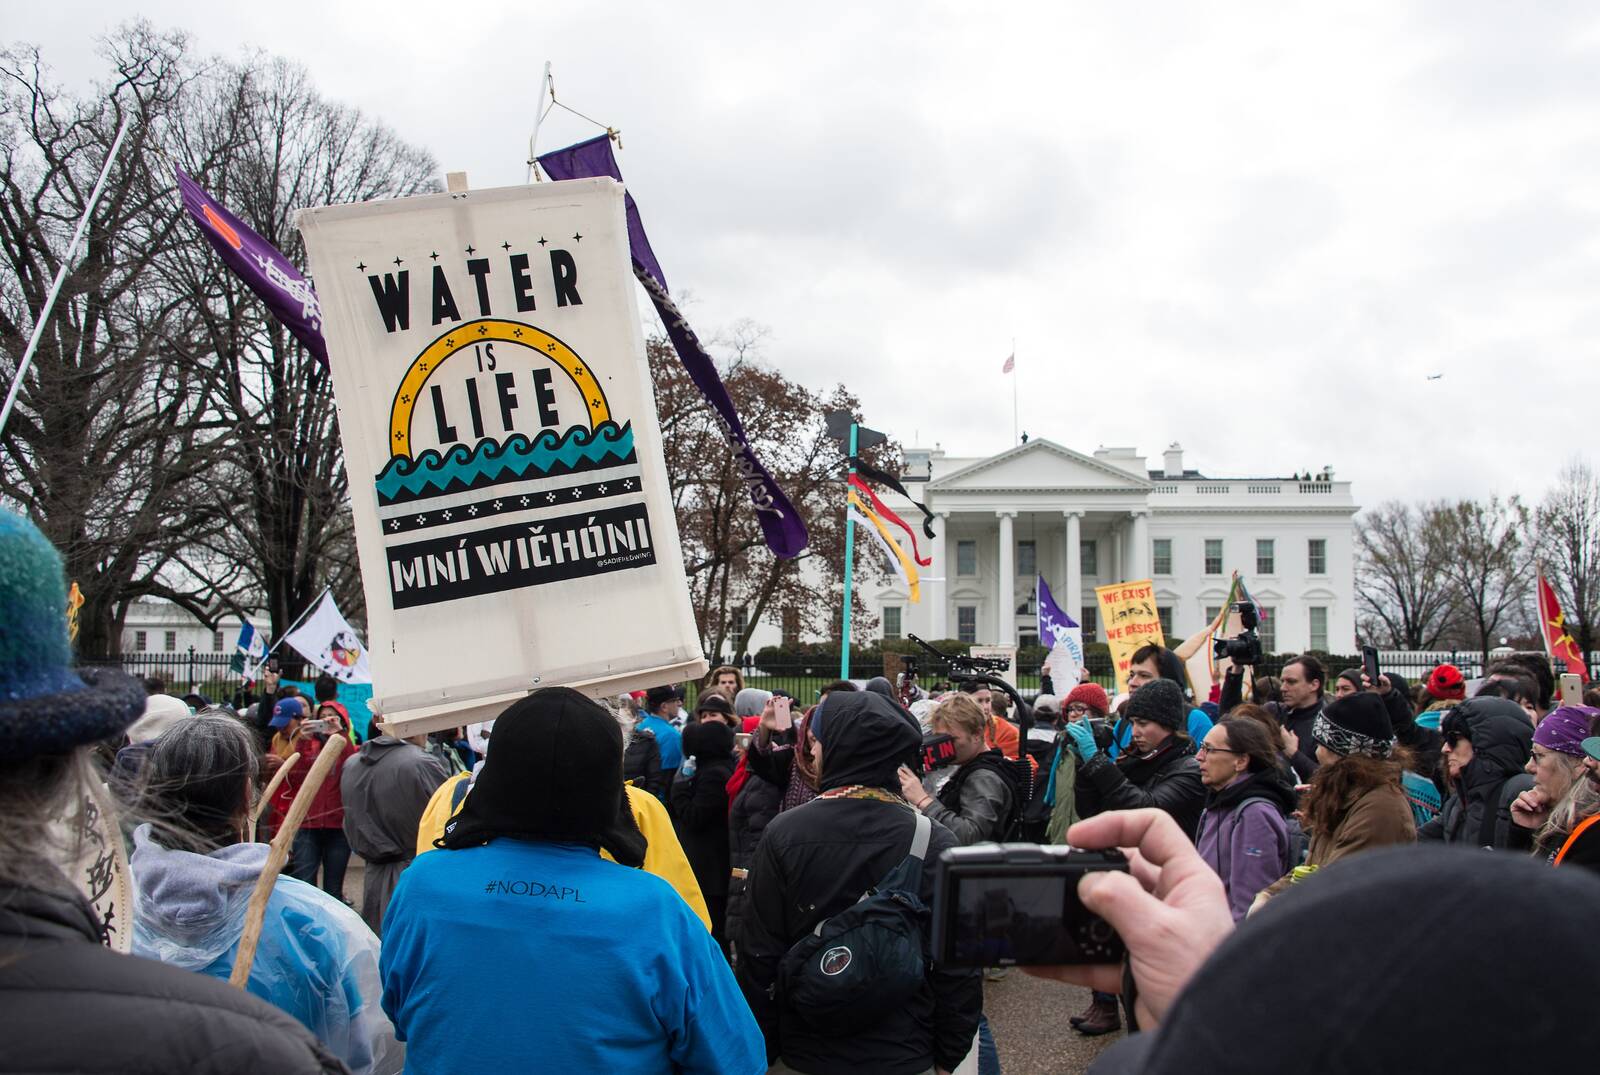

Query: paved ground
[{"left": 983, "top": 970, "right": 1122, "bottom": 1075}]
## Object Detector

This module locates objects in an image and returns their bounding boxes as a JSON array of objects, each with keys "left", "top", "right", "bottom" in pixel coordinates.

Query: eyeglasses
[
  {"left": 1196, "top": 744, "right": 1240, "bottom": 756},
  {"left": 1065, "top": 704, "right": 1094, "bottom": 716}
]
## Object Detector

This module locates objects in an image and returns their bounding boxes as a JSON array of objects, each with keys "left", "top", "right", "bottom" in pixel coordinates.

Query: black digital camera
[
  {"left": 933, "top": 844, "right": 1128, "bottom": 967},
  {"left": 1212, "top": 601, "right": 1263, "bottom": 666}
]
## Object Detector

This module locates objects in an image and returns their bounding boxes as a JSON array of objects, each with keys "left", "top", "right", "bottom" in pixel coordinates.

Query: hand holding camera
[{"left": 1024, "top": 809, "right": 1234, "bottom": 1030}]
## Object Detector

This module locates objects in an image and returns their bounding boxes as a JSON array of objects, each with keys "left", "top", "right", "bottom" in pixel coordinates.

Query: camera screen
[{"left": 949, "top": 871, "right": 1118, "bottom": 965}]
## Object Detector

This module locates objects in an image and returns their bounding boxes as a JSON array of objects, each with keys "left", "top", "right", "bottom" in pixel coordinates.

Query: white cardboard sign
[{"left": 297, "top": 179, "right": 705, "bottom": 735}]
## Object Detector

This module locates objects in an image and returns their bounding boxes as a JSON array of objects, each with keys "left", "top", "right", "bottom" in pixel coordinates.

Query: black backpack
[{"left": 778, "top": 810, "right": 932, "bottom": 1033}]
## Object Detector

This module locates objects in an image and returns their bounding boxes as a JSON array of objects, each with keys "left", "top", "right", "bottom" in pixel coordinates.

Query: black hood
[
  {"left": 1380, "top": 684, "right": 1414, "bottom": 733},
  {"left": 1090, "top": 845, "right": 1600, "bottom": 1074},
  {"left": 812, "top": 691, "right": 922, "bottom": 792},
  {"left": 1208, "top": 765, "right": 1298, "bottom": 816},
  {"left": 682, "top": 719, "right": 735, "bottom": 762},
  {"left": 1450, "top": 696, "right": 1533, "bottom": 787},
  {"left": 864, "top": 676, "right": 896, "bottom": 700}
]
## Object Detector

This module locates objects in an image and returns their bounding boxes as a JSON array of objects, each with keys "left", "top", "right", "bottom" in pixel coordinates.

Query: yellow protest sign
[
  {"left": 66, "top": 581, "right": 85, "bottom": 643},
  {"left": 1095, "top": 579, "right": 1165, "bottom": 694}
]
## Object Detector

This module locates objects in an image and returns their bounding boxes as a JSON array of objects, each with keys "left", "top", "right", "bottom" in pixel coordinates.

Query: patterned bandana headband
[{"left": 1313, "top": 713, "right": 1395, "bottom": 760}]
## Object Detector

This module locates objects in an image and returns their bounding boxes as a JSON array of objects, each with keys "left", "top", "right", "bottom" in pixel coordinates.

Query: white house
[
  {"left": 120, "top": 598, "right": 271, "bottom": 658},
  {"left": 744, "top": 441, "right": 1358, "bottom": 657}
]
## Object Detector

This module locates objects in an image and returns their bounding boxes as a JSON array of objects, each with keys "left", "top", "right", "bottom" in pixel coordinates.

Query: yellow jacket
[{"left": 414, "top": 772, "right": 710, "bottom": 932}]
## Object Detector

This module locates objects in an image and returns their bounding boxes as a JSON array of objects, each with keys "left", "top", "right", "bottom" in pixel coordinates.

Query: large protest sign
[
  {"left": 970, "top": 645, "right": 1018, "bottom": 688},
  {"left": 297, "top": 179, "right": 705, "bottom": 735},
  {"left": 1094, "top": 579, "right": 1164, "bottom": 694}
]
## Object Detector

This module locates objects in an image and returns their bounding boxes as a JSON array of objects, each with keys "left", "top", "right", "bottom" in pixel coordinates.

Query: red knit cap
[
  {"left": 1427, "top": 664, "right": 1466, "bottom": 701},
  {"left": 1065, "top": 682, "right": 1110, "bottom": 715}
]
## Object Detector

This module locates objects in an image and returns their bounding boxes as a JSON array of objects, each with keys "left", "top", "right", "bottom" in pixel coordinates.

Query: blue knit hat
[{"left": 0, "top": 508, "right": 145, "bottom": 759}]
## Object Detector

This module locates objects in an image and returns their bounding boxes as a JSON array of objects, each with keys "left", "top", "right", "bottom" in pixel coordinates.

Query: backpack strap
[
  {"left": 812, "top": 810, "right": 931, "bottom": 938},
  {"left": 450, "top": 776, "right": 472, "bottom": 811}
]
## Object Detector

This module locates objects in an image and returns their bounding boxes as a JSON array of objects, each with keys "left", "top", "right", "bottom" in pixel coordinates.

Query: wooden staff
[
  {"left": 230, "top": 735, "right": 345, "bottom": 988},
  {"left": 247, "top": 752, "right": 300, "bottom": 843}
]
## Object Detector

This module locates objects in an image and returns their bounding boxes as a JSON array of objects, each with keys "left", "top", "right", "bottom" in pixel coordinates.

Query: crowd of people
[{"left": 4, "top": 503, "right": 1600, "bottom": 1074}]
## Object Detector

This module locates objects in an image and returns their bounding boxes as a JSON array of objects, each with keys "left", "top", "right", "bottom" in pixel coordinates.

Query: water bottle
[{"left": 681, "top": 755, "right": 697, "bottom": 778}]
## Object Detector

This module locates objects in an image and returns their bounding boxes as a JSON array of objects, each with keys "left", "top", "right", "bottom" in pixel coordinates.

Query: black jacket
[
  {"left": 1271, "top": 697, "right": 1324, "bottom": 781},
  {"left": 671, "top": 723, "right": 737, "bottom": 938},
  {"left": 1381, "top": 678, "right": 1443, "bottom": 789},
  {"left": 0, "top": 882, "right": 346, "bottom": 1074},
  {"left": 623, "top": 726, "right": 664, "bottom": 800},
  {"left": 727, "top": 768, "right": 783, "bottom": 952},
  {"left": 1078, "top": 735, "right": 1206, "bottom": 839},
  {"left": 1419, "top": 697, "right": 1534, "bottom": 850},
  {"left": 735, "top": 692, "right": 981, "bottom": 1075}
]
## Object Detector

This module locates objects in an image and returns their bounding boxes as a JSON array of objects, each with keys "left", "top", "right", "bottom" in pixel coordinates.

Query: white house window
[
  {"left": 883, "top": 606, "right": 902, "bottom": 640},
  {"left": 1204, "top": 539, "right": 1223, "bottom": 575},
  {"left": 1258, "top": 607, "right": 1277, "bottom": 652},
  {"left": 164, "top": 630, "right": 177, "bottom": 653},
  {"left": 1157, "top": 606, "right": 1173, "bottom": 637},
  {"left": 1309, "top": 606, "right": 1328, "bottom": 651},
  {"left": 134, "top": 630, "right": 147, "bottom": 652},
  {"left": 1017, "top": 540, "right": 1036, "bottom": 577},
  {"left": 957, "top": 606, "right": 977, "bottom": 644},
  {"left": 1152, "top": 539, "right": 1172, "bottom": 575},
  {"left": 1080, "top": 540, "right": 1098, "bottom": 576},
  {"left": 1308, "top": 538, "right": 1327, "bottom": 575},
  {"left": 957, "top": 540, "right": 977, "bottom": 577},
  {"left": 1080, "top": 605, "right": 1098, "bottom": 642},
  {"left": 212, "top": 630, "right": 225, "bottom": 652},
  {"left": 1205, "top": 606, "right": 1222, "bottom": 626},
  {"left": 1256, "top": 539, "right": 1275, "bottom": 576}
]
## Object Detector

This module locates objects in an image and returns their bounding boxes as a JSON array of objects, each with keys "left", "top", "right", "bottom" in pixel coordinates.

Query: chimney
[{"left": 1163, "top": 443, "right": 1184, "bottom": 479}]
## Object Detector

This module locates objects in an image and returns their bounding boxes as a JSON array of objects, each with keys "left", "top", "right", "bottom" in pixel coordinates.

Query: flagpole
[
  {"left": 0, "top": 114, "right": 131, "bottom": 439},
  {"left": 525, "top": 61, "right": 554, "bottom": 183},
  {"left": 1011, "top": 337, "right": 1018, "bottom": 446},
  {"left": 246, "top": 586, "right": 331, "bottom": 681},
  {"left": 840, "top": 422, "right": 859, "bottom": 680}
]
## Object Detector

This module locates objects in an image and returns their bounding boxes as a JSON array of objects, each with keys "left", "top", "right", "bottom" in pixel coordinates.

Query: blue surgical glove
[{"left": 1064, "top": 720, "right": 1098, "bottom": 762}]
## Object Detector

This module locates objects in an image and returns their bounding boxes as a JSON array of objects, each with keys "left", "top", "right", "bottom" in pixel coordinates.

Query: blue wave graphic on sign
[{"left": 375, "top": 422, "right": 636, "bottom": 505}]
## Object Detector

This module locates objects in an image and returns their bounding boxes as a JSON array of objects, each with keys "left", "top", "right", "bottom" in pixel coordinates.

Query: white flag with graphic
[
  {"left": 283, "top": 591, "right": 372, "bottom": 683},
  {"left": 230, "top": 621, "right": 267, "bottom": 675}
]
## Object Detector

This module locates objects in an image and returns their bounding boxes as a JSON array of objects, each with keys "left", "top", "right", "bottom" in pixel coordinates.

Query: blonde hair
[{"left": 931, "top": 693, "right": 988, "bottom": 739}]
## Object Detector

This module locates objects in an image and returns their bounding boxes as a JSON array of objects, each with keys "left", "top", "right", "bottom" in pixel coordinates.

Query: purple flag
[
  {"left": 174, "top": 168, "right": 328, "bottom": 366},
  {"left": 537, "top": 136, "right": 809, "bottom": 559},
  {"left": 1037, "top": 575, "right": 1079, "bottom": 643}
]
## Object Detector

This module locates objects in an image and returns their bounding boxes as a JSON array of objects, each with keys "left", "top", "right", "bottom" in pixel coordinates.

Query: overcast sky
[{"left": 11, "top": 1, "right": 1600, "bottom": 509}]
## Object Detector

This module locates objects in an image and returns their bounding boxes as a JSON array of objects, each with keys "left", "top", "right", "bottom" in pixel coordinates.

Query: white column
[
  {"left": 1109, "top": 520, "right": 1123, "bottom": 584},
  {"left": 1131, "top": 510, "right": 1151, "bottom": 580},
  {"left": 931, "top": 513, "right": 948, "bottom": 640},
  {"left": 997, "top": 511, "right": 1015, "bottom": 646},
  {"left": 1064, "top": 510, "right": 1083, "bottom": 621}
]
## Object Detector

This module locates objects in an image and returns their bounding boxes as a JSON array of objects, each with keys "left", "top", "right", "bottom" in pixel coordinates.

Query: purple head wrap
[{"left": 1534, "top": 706, "right": 1600, "bottom": 757}]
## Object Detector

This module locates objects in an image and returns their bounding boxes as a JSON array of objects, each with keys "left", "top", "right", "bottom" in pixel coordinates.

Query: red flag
[{"left": 1537, "top": 569, "right": 1587, "bottom": 676}]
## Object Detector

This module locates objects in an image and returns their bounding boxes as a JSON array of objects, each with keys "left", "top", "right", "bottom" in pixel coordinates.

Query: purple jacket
[{"left": 1196, "top": 773, "right": 1293, "bottom": 921}]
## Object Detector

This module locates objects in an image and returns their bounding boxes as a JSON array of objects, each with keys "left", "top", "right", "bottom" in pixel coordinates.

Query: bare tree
[
  {"left": 165, "top": 54, "right": 438, "bottom": 638},
  {"left": 1436, "top": 495, "right": 1533, "bottom": 661},
  {"left": 1538, "top": 458, "right": 1600, "bottom": 663},
  {"left": 650, "top": 327, "right": 891, "bottom": 659},
  {"left": 1354, "top": 500, "right": 1456, "bottom": 649},
  {"left": 0, "top": 27, "right": 241, "bottom": 654}
]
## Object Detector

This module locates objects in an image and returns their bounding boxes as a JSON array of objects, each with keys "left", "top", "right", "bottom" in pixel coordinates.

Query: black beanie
[
  {"left": 1127, "top": 678, "right": 1185, "bottom": 731},
  {"left": 1314, "top": 692, "right": 1395, "bottom": 758},
  {"left": 682, "top": 719, "right": 735, "bottom": 761},
  {"left": 440, "top": 687, "right": 646, "bottom": 866}
]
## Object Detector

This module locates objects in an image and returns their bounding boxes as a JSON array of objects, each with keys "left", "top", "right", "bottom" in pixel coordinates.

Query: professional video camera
[
  {"left": 1212, "top": 601, "right": 1263, "bottom": 666},
  {"left": 906, "top": 634, "right": 1013, "bottom": 684}
]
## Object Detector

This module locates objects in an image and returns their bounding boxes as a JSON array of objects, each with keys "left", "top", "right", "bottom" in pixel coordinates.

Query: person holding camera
[
  {"left": 1042, "top": 683, "right": 1112, "bottom": 843},
  {"left": 1193, "top": 719, "right": 1297, "bottom": 921},
  {"left": 737, "top": 690, "right": 981, "bottom": 1075},
  {"left": 270, "top": 696, "right": 356, "bottom": 900}
]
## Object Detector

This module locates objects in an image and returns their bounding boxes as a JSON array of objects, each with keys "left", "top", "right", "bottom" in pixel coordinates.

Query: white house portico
[{"left": 742, "top": 440, "right": 1359, "bottom": 659}]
